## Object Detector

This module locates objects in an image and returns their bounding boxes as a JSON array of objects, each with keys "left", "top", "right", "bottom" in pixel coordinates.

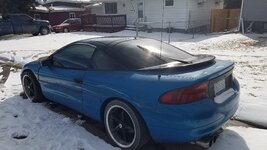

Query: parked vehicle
[
  {"left": 52, "top": 18, "right": 82, "bottom": 33},
  {"left": 0, "top": 14, "right": 51, "bottom": 36},
  {"left": 21, "top": 37, "right": 240, "bottom": 150}
]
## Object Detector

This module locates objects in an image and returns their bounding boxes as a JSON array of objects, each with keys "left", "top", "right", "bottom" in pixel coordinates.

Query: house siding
[
  {"left": 144, "top": 0, "right": 188, "bottom": 29},
  {"left": 91, "top": 0, "right": 223, "bottom": 30},
  {"left": 242, "top": 0, "right": 267, "bottom": 22}
]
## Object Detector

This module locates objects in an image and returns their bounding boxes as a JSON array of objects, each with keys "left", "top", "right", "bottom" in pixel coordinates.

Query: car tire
[
  {"left": 32, "top": 32, "right": 39, "bottom": 36},
  {"left": 40, "top": 27, "right": 49, "bottom": 35},
  {"left": 63, "top": 28, "right": 69, "bottom": 33},
  {"left": 104, "top": 100, "right": 150, "bottom": 150},
  {"left": 21, "top": 71, "right": 44, "bottom": 103}
]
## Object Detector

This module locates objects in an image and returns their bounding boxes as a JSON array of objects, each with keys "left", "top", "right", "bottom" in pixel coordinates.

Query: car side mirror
[{"left": 41, "top": 57, "right": 53, "bottom": 66}]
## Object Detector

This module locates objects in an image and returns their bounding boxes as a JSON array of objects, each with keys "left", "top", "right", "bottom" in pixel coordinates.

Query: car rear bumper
[{"left": 143, "top": 80, "right": 240, "bottom": 143}]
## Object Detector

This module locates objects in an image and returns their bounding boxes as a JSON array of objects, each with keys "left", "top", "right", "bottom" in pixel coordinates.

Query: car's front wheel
[
  {"left": 104, "top": 100, "right": 149, "bottom": 150},
  {"left": 22, "top": 71, "right": 44, "bottom": 103},
  {"left": 40, "top": 27, "right": 49, "bottom": 35},
  {"left": 63, "top": 28, "right": 69, "bottom": 33}
]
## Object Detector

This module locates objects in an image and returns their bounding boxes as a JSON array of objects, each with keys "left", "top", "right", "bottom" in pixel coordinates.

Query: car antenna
[
  {"left": 158, "top": 0, "right": 165, "bottom": 79},
  {"left": 160, "top": 0, "right": 165, "bottom": 59}
]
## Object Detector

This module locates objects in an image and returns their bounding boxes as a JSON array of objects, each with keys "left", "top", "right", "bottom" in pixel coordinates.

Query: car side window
[
  {"left": 19, "top": 15, "right": 32, "bottom": 22},
  {"left": 91, "top": 50, "right": 126, "bottom": 70},
  {"left": 52, "top": 44, "right": 95, "bottom": 70}
]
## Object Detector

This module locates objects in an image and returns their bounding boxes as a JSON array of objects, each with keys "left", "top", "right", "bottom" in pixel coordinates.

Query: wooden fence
[{"left": 210, "top": 9, "right": 240, "bottom": 32}]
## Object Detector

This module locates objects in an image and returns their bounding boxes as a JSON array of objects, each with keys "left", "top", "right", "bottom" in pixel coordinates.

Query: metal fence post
[
  {"left": 135, "top": 20, "right": 139, "bottom": 38},
  {"left": 168, "top": 21, "right": 171, "bottom": 43}
]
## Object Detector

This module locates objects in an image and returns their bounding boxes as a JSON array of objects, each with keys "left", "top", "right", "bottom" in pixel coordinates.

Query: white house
[{"left": 90, "top": 0, "right": 223, "bottom": 31}]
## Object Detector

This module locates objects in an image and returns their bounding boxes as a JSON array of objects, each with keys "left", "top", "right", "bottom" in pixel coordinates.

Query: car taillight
[{"left": 159, "top": 82, "right": 209, "bottom": 105}]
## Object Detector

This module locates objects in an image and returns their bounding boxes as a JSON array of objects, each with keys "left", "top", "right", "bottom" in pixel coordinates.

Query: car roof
[{"left": 77, "top": 36, "right": 148, "bottom": 47}]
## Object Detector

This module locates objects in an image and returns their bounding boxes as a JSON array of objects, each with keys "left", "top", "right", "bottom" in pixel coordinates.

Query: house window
[
  {"left": 105, "top": 3, "right": 117, "bottom": 14},
  {"left": 165, "top": 0, "right": 174, "bottom": 6},
  {"left": 34, "top": 14, "right": 41, "bottom": 20},
  {"left": 138, "top": 2, "right": 143, "bottom": 18},
  {"left": 69, "top": 12, "right": 76, "bottom": 18}
]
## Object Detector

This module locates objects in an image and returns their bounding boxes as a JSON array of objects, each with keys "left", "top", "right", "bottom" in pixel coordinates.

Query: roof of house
[
  {"left": 33, "top": 5, "right": 86, "bottom": 12},
  {"left": 37, "top": 0, "right": 92, "bottom": 4}
]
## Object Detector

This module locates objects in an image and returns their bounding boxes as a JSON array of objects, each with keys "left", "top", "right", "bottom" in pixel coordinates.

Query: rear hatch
[{"left": 155, "top": 58, "right": 235, "bottom": 105}]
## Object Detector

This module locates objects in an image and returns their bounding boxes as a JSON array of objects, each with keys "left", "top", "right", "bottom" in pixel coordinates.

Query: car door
[
  {"left": 72, "top": 19, "right": 81, "bottom": 31},
  {"left": 10, "top": 15, "right": 23, "bottom": 34},
  {"left": 38, "top": 43, "right": 96, "bottom": 111},
  {"left": 20, "top": 15, "right": 38, "bottom": 33}
]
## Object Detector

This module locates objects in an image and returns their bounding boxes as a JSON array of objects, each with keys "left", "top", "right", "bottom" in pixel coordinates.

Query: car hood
[{"left": 35, "top": 20, "right": 50, "bottom": 24}]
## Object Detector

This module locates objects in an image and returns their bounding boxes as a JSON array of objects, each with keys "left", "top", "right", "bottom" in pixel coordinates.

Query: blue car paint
[
  {"left": 21, "top": 58, "right": 239, "bottom": 143},
  {"left": 38, "top": 66, "right": 86, "bottom": 112}
]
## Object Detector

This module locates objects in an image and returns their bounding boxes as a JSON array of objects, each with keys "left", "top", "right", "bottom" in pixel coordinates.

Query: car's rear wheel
[
  {"left": 22, "top": 71, "right": 44, "bottom": 103},
  {"left": 40, "top": 27, "right": 49, "bottom": 35},
  {"left": 63, "top": 28, "right": 69, "bottom": 33},
  {"left": 104, "top": 100, "right": 149, "bottom": 150}
]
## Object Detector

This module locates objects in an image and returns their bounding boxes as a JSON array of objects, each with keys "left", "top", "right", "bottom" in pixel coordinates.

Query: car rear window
[{"left": 105, "top": 39, "right": 195, "bottom": 70}]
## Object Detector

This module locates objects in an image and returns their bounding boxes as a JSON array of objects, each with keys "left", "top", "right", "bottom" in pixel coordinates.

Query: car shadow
[{"left": 209, "top": 129, "right": 250, "bottom": 150}]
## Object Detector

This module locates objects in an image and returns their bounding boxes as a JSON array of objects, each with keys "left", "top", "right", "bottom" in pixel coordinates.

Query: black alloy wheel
[
  {"left": 22, "top": 71, "right": 44, "bottom": 102},
  {"left": 105, "top": 100, "right": 149, "bottom": 150}
]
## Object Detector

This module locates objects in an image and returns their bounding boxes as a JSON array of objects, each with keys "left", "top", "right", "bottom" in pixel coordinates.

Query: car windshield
[
  {"left": 106, "top": 39, "right": 196, "bottom": 70},
  {"left": 62, "top": 19, "right": 72, "bottom": 24},
  {"left": 62, "top": 19, "right": 80, "bottom": 24}
]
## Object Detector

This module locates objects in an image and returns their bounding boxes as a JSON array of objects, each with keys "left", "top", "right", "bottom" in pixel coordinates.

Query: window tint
[
  {"left": 92, "top": 50, "right": 126, "bottom": 70},
  {"left": 105, "top": 3, "right": 117, "bottom": 14},
  {"left": 18, "top": 15, "right": 32, "bottom": 22},
  {"left": 52, "top": 44, "right": 95, "bottom": 69},
  {"left": 107, "top": 39, "right": 194, "bottom": 70}
]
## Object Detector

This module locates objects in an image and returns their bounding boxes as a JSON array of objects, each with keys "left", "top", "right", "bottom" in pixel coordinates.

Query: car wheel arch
[{"left": 21, "top": 69, "right": 35, "bottom": 79}]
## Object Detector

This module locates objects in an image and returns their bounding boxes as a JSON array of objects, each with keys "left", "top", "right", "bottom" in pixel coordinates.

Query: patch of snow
[
  {"left": 0, "top": 71, "right": 118, "bottom": 150},
  {"left": 4, "top": 71, "right": 21, "bottom": 88},
  {"left": 210, "top": 127, "right": 267, "bottom": 150},
  {"left": 35, "top": 5, "right": 86, "bottom": 13}
]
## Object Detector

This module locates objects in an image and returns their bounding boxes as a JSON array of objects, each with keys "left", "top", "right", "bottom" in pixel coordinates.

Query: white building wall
[
  {"left": 187, "top": 0, "right": 223, "bottom": 28},
  {"left": 91, "top": 7, "right": 104, "bottom": 15},
  {"left": 144, "top": 0, "right": 188, "bottom": 29},
  {"left": 90, "top": 0, "right": 223, "bottom": 30}
]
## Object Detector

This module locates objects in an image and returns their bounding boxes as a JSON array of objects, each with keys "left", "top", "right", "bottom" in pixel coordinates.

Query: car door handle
[{"left": 73, "top": 78, "right": 83, "bottom": 84}]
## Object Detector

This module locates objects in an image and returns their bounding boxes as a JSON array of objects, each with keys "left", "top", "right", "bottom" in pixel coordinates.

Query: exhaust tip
[{"left": 194, "top": 128, "right": 224, "bottom": 148}]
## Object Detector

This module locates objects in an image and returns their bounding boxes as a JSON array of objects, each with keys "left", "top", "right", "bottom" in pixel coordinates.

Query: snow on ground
[
  {"left": 210, "top": 127, "right": 267, "bottom": 150},
  {"left": 0, "top": 71, "right": 118, "bottom": 150},
  {"left": 0, "top": 31, "right": 267, "bottom": 149},
  {"left": 171, "top": 33, "right": 267, "bottom": 128}
]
